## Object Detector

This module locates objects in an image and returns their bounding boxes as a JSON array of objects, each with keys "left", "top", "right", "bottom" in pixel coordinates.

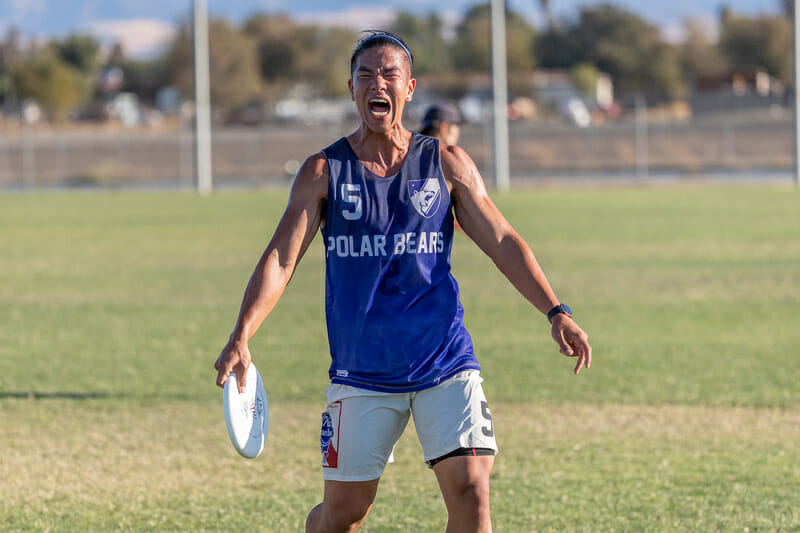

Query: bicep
[
  {"left": 265, "top": 155, "right": 327, "bottom": 268},
  {"left": 447, "top": 152, "right": 514, "bottom": 258}
]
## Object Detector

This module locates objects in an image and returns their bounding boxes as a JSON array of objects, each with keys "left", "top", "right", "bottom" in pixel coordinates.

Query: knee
[
  {"left": 307, "top": 500, "right": 372, "bottom": 533},
  {"left": 453, "top": 478, "right": 491, "bottom": 511},
  {"left": 435, "top": 456, "right": 494, "bottom": 531},
  {"left": 443, "top": 476, "right": 491, "bottom": 531},
  {"left": 328, "top": 501, "right": 372, "bottom": 532}
]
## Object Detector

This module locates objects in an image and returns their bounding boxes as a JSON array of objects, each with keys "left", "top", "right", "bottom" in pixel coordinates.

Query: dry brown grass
[{"left": 3, "top": 399, "right": 797, "bottom": 507}]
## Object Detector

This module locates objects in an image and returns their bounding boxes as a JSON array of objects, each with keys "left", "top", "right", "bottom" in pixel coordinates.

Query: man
[
  {"left": 214, "top": 31, "right": 591, "bottom": 533},
  {"left": 420, "top": 103, "right": 466, "bottom": 234},
  {"left": 419, "top": 102, "right": 463, "bottom": 146}
]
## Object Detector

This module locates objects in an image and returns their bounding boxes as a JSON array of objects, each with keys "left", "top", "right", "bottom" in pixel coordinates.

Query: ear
[
  {"left": 348, "top": 78, "right": 354, "bottom": 100},
  {"left": 405, "top": 78, "right": 416, "bottom": 102}
]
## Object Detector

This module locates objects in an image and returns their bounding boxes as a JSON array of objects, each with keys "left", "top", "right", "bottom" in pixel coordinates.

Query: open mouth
[{"left": 369, "top": 98, "right": 391, "bottom": 118}]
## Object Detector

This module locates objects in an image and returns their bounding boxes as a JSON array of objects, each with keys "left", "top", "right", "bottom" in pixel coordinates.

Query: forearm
[
  {"left": 227, "top": 161, "right": 325, "bottom": 344},
  {"left": 443, "top": 146, "right": 562, "bottom": 316},
  {"left": 229, "top": 247, "right": 295, "bottom": 343},
  {"left": 491, "top": 233, "right": 560, "bottom": 316}
]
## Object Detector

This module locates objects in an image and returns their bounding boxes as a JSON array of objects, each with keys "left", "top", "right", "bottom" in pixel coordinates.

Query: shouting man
[{"left": 215, "top": 31, "right": 592, "bottom": 533}]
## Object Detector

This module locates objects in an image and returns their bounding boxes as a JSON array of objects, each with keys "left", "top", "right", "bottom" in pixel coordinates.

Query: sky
[{"left": 0, "top": 0, "right": 784, "bottom": 58}]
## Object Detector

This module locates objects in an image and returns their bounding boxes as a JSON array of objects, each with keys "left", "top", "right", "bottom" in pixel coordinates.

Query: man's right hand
[{"left": 214, "top": 338, "right": 252, "bottom": 393}]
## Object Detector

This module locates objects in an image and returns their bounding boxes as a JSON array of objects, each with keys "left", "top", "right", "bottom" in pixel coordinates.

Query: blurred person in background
[
  {"left": 421, "top": 103, "right": 466, "bottom": 234},
  {"left": 419, "top": 102, "right": 463, "bottom": 146}
]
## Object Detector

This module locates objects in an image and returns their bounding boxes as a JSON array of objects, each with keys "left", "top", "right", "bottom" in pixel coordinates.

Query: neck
[{"left": 348, "top": 124, "right": 413, "bottom": 176}]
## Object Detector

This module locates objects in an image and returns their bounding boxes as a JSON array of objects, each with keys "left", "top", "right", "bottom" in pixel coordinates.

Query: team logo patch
[
  {"left": 408, "top": 178, "right": 441, "bottom": 218},
  {"left": 320, "top": 402, "right": 341, "bottom": 468}
]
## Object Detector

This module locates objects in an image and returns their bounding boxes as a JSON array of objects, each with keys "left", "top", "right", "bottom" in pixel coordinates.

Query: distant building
[
  {"left": 533, "top": 69, "right": 613, "bottom": 111},
  {"left": 691, "top": 67, "right": 786, "bottom": 114},
  {"left": 533, "top": 69, "right": 614, "bottom": 127},
  {"left": 413, "top": 69, "right": 615, "bottom": 126}
]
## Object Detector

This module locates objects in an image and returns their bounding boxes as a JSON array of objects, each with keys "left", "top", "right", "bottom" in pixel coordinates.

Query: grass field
[{"left": 1, "top": 186, "right": 799, "bottom": 532}]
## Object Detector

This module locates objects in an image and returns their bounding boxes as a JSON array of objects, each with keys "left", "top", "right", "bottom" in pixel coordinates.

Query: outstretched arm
[
  {"left": 215, "top": 153, "right": 328, "bottom": 391},
  {"left": 442, "top": 145, "right": 591, "bottom": 374}
]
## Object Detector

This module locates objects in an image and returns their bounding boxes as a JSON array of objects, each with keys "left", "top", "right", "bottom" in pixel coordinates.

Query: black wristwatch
[{"left": 547, "top": 303, "right": 572, "bottom": 323}]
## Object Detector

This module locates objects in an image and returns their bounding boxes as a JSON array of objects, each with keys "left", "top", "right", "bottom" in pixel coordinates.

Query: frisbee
[{"left": 223, "top": 362, "right": 269, "bottom": 459}]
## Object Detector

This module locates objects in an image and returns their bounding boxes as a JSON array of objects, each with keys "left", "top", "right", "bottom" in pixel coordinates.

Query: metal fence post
[
  {"left": 635, "top": 94, "right": 649, "bottom": 179},
  {"left": 22, "top": 124, "right": 35, "bottom": 189},
  {"left": 794, "top": 0, "right": 800, "bottom": 188}
]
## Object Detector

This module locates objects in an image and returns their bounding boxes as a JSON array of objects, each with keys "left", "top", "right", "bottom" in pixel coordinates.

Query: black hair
[
  {"left": 349, "top": 31, "right": 414, "bottom": 77},
  {"left": 419, "top": 125, "right": 436, "bottom": 137}
]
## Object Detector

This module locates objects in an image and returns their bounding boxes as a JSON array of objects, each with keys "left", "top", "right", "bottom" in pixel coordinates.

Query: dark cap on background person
[
  {"left": 420, "top": 103, "right": 463, "bottom": 145},
  {"left": 421, "top": 103, "right": 463, "bottom": 130}
]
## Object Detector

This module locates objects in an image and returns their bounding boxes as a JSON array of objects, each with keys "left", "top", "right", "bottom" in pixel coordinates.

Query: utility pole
[
  {"left": 793, "top": 0, "right": 799, "bottom": 188},
  {"left": 490, "top": 0, "right": 510, "bottom": 191},
  {"left": 634, "top": 94, "right": 649, "bottom": 180},
  {"left": 193, "top": 0, "right": 213, "bottom": 194}
]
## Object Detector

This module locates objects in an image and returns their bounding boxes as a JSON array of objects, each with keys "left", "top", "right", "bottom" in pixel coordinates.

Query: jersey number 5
[{"left": 341, "top": 184, "right": 362, "bottom": 221}]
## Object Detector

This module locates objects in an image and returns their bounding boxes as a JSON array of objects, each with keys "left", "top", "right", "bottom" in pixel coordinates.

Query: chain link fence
[{"left": 0, "top": 107, "right": 793, "bottom": 191}]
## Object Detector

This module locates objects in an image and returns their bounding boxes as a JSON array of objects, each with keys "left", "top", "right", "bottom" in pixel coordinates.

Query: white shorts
[{"left": 318, "top": 370, "right": 498, "bottom": 482}]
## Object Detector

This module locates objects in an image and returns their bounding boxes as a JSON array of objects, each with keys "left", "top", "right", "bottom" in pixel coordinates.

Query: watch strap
[{"left": 547, "top": 303, "right": 572, "bottom": 323}]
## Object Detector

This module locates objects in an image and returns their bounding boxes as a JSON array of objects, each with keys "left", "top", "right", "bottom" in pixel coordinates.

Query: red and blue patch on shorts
[{"left": 320, "top": 401, "right": 341, "bottom": 468}]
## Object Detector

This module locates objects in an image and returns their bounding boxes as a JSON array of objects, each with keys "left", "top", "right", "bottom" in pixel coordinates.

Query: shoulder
[
  {"left": 439, "top": 144, "right": 482, "bottom": 193},
  {"left": 291, "top": 152, "right": 328, "bottom": 201},
  {"left": 299, "top": 151, "right": 329, "bottom": 178}
]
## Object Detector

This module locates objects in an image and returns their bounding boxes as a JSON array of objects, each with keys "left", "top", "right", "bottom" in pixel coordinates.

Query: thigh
[
  {"left": 320, "top": 390, "right": 411, "bottom": 482},
  {"left": 306, "top": 479, "right": 381, "bottom": 532},
  {"left": 323, "top": 478, "right": 380, "bottom": 508},
  {"left": 432, "top": 454, "right": 494, "bottom": 491},
  {"left": 324, "top": 478, "right": 381, "bottom": 526},
  {"left": 411, "top": 371, "right": 498, "bottom": 463},
  {"left": 432, "top": 455, "right": 494, "bottom": 532}
]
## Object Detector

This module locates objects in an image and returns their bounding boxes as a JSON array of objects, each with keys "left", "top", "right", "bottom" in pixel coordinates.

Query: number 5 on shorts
[{"left": 481, "top": 401, "right": 493, "bottom": 437}]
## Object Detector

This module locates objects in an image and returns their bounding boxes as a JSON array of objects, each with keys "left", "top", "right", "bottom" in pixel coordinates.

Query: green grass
[{"left": 1, "top": 186, "right": 799, "bottom": 531}]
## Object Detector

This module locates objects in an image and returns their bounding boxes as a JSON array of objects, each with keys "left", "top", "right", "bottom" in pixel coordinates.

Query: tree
[
  {"left": 107, "top": 42, "right": 126, "bottom": 67},
  {"left": 571, "top": 62, "right": 600, "bottom": 98},
  {"left": 452, "top": 3, "right": 537, "bottom": 91},
  {"left": 12, "top": 49, "right": 83, "bottom": 121},
  {"left": 0, "top": 28, "right": 22, "bottom": 106},
  {"left": 536, "top": 26, "right": 583, "bottom": 69},
  {"left": 568, "top": 4, "right": 686, "bottom": 101},
  {"left": 244, "top": 14, "right": 298, "bottom": 82},
  {"left": 391, "top": 12, "right": 452, "bottom": 76},
  {"left": 53, "top": 34, "right": 101, "bottom": 75},
  {"left": 288, "top": 25, "right": 356, "bottom": 97},
  {"left": 52, "top": 34, "right": 103, "bottom": 104},
  {"left": 120, "top": 57, "right": 168, "bottom": 104},
  {"left": 244, "top": 14, "right": 355, "bottom": 99},
  {"left": 679, "top": 18, "right": 728, "bottom": 81},
  {"left": 719, "top": 11, "right": 792, "bottom": 87},
  {"left": 0, "top": 27, "right": 21, "bottom": 71},
  {"left": 305, "top": 26, "right": 357, "bottom": 97},
  {"left": 164, "top": 18, "right": 262, "bottom": 115}
]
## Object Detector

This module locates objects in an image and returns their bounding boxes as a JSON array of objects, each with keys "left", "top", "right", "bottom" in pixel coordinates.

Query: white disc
[{"left": 223, "top": 362, "right": 269, "bottom": 458}]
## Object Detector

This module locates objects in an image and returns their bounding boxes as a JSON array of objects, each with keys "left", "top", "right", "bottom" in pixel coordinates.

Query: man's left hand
[{"left": 551, "top": 315, "right": 592, "bottom": 375}]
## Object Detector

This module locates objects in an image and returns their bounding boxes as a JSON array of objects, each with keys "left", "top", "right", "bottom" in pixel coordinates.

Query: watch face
[{"left": 548, "top": 304, "right": 572, "bottom": 323}]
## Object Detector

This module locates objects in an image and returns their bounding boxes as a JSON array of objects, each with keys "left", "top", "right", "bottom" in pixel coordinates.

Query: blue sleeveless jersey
[{"left": 321, "top": 133, "right": 479, "bottom": 392}]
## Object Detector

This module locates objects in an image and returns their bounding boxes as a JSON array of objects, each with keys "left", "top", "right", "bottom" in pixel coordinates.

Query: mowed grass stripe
[{"left": 1, "top": 188, "right": 798, "bottom": 407}]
